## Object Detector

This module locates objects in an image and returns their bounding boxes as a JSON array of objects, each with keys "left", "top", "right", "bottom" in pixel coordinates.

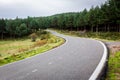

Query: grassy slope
[
  {"left": 0, "top": 39, "right": 34, "bottom": 59},
  {"left": 0, "top": 34, "right": 65, "bottom": 66},
  {"left": 106, "top": 51, "right": 120, "bottom": 80}
]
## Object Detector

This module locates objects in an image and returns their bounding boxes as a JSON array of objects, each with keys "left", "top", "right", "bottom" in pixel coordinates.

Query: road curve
[{"left": 0, "top": 30, "right": 105, "bottom": 80}]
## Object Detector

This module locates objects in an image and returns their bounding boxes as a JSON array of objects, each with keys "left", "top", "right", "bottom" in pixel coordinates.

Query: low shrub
[
  {"left": 40, "top": 34, "right": 50, "bottom": 40},
  {"left": 33, "top": 40, "right": 47, "bottom": 47},
  {"left": 48, "top": 37, "right": 57, "bottom": 43},
  {"left": 36, "top": 30, "right": 48, "bottom": 36},
  {"left": 18, "top": 48, "right": 29, "bottom": 53},
  {"left": 29, "top": 33, "right": 38, "bottom": 42}
]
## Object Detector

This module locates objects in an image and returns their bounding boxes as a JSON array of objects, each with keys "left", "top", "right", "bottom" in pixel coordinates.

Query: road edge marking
[{"left": 89, "top": 41, "right": 108, "bottom": 80}]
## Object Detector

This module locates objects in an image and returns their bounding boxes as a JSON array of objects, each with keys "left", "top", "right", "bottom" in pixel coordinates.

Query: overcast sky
[{"left": 0, "top": 0, "right": 107, "bottom": 19}]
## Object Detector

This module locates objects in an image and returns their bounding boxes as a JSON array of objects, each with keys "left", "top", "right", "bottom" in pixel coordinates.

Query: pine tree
[{"left": 0, "top": 19, "right": 6, "bottom": 39}]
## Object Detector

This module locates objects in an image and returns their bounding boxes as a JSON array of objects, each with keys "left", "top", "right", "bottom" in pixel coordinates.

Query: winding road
[{"left": 0, "top": 30, "right": 107, "bottom": 80}]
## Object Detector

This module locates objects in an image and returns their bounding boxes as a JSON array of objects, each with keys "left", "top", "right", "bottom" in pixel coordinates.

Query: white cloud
[{"left": 0, "top": 0, "right": 107, "bottom": 18}]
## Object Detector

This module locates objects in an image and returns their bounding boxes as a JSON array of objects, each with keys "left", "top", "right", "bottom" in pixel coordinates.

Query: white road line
[{"left": 89, "top": 41, "right": 108, "bottom": 80}]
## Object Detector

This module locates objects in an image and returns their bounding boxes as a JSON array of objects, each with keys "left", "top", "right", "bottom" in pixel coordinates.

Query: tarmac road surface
[{"left": 0, "top": 30, "right": 105, "bottom": 80}]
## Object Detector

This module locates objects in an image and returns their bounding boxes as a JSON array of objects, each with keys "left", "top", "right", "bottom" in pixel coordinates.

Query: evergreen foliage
[{"left": 0, "top": 0, "right": 119, "bottom": 39}]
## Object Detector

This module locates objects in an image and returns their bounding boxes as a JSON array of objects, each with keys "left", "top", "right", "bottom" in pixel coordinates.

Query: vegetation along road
[{"left": 0, "top": 30, "right": 107, "bottom": 80}]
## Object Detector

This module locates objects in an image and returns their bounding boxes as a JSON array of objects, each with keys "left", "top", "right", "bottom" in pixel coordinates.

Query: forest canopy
[{"left": 0, "top": 0, "right": 120, "bottom": 39}]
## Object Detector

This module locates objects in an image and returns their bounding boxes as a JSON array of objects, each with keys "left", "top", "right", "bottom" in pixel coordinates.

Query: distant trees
[
  {"left": 6, "top": 19, "right": 16, "bottom": 38},
  {"left": 0, "top": 0, "right": 119, "bottom": 39},
  {"left": 48, "top": 0, "right": 120, "bottom": 32},
  {"left": 0, "top": 19, "right": 6, "bottom": 39},
  {"left": 108, "top": 0, "right": 120, "bottom": 31},
  {"left": 58, "top": 14, "right": 65, "bottom": 30},
  {"left": 0, "top": 16, "right": 50, "bottom": 39},
  {"left": 16, "top": 23, "right": 28, "bottom": 37},
  {"left": 30, "top": 19, "right": 39, "bottom": 32},
  {"left": 51, "top": 17, "right": 58, "bottom": 28}
]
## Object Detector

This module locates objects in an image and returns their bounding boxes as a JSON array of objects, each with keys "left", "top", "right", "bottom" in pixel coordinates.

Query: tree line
[
  {"left": 0, "top": 17, "right": 48, "bottom": 39},
  {"left": 48, "top": 0, "right": 120, "bottom": 32},
  {"left": 0, "top": 0, "right": 119, "bottom": 39}
]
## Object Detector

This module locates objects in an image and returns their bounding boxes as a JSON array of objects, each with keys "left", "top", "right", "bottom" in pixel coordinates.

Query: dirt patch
[
  {"left": 108, "top": 45, "right": 120, "bottom": 56},
  {"left": 106, "top": 42, "right": 120, "bottom": 55}
]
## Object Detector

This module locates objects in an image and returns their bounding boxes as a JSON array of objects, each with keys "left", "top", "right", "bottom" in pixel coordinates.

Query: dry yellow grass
[
  {"left": 0, "top": 34, "right": 65, "bottom": 66},
  {"left": 33, "top": 40, "right": 47, "bottom": 47},
  {"left": 0, "top": 39, "right": 35, "bottom": 59}
]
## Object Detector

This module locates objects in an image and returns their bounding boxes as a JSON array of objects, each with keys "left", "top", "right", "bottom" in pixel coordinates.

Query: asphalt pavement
[{"left": 0, "top": 30, "right": 105, "bottom": 80}]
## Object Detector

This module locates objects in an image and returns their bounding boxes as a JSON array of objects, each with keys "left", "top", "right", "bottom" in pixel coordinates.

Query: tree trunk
[
  {"left": 91, "top": 25, "right": 94, "bottom": 32},
  {"left": 96, "top": 25, "right": 98, "bottom": 32},
  {"left": 1, "top": 32, "right": 3, "bottom": 40},
  {"left": 14, "top": 34, "right": 15, "bottom": 38},
  {"left": 70, "top": 26, "right": 72, "bottom": 31},
  {"left": 118, "top": 24, "right": 120, "bottom": 32},
  {"left": 77, "top": 26, "right": 79, "bottom": 31},
  {"left": 84, "top": 26, "right": 86, "bottom": 30},
  {"left": 105, "top": 24, "right": 107, "bottom": 32},
  {"left": 107, "top": 24, "right": 110, "bottom": 32},
  {"left": 117, "top": 24, "right": 119, "bottom": 32}
]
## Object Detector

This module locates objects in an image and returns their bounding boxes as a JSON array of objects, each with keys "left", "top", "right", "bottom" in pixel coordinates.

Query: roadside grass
[
  {"left": 106, "top": 51, "right": 120, "bottom": 80},
  {"left": 52, "top": 29, "right": 120, "bottom": 41},
  {"left": 0, "top": 31, "right": 65, "bottom": 66},
  {"left": 0, "top": 39, "right": 34, "bottom": 59}
]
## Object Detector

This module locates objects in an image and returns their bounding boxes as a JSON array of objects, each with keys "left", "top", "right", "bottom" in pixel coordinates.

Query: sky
[{"left": 0, "top": 0, "right": 107, "bottom": 19}]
